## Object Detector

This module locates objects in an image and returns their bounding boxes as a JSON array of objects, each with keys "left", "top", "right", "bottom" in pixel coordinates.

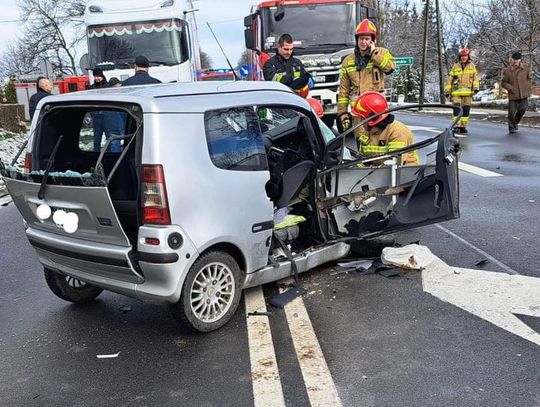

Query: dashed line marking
[
  {"left": 244, "top": 286, "right": 285, "bottom": 407},
  {"left": 436, "top": 224, "right": 518, "bottom": 275},
  {"left": 458, "top": 162, "right": 503, "bottom": 177},
  {"left": 281, "top": 279, "right": 342, "bottom": 407}
]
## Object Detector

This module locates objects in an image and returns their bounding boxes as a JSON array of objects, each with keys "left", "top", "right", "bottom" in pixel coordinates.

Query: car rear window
[{"left": 204, "top": 107, "right": 267, "bottom": 171}]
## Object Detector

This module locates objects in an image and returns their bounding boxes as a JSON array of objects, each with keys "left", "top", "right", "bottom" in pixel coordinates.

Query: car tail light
[
  {"left": 141, "top": 165, "right": 171, "bottom": 225},
  {"left": 24, "top": 153, "right": 32, "bottom": 172}
]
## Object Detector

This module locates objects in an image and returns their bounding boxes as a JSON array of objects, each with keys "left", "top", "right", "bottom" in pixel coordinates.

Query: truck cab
[
  {"left": 244, "top": 0, "right": 376, "bottom": 125},
  {"left": 84, "top": 0, "right": 200, "bottom": 84}
]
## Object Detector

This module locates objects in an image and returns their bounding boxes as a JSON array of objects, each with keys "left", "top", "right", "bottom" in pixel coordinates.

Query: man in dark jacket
[
  {"left": 122, "top": 56, "right": 162, "bottom": 86},
  {"left": 88, "top": 67, "right": 108, "bottom": 89},
  {"left": 263, "top": 34, "right": 311, "bottom": 97},
  {"left": 29, "top": 77, "right": 52, "bottom": 120},
  {"left": 501, "top": 52, "right": 532, "bottom": 133},
  {"left": 87, "top": 67, "right": 110, "bottom": 150}
]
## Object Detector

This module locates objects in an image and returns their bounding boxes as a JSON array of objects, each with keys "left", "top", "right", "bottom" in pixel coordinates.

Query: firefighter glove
[{"left": 340, "top": 113, "right": 351, "bottom": 130}]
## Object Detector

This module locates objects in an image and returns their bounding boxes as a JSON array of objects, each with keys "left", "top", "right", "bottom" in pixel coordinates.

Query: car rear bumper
[{"left": 26, "top": 225, "right": 199, "bottom": 303}]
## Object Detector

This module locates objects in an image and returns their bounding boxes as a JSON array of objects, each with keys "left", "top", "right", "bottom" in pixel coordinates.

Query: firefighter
[
  {"left": 351, "top": 91, "right": 419, "bottom": 166},
  {"left": 444, "top": 48, "right": 479, "bottom": 135},
  {"left": 337, "top": 19, "right": 395, "bottom": 134},
  {"left": 263, "top": 33, "right": 312, "bottom": 98}
]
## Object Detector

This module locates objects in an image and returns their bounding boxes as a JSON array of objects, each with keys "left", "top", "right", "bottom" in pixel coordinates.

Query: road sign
[
  {"left": 239, "top": 64, "right": 251, "bottom": 78},
  {"left": 395, "top": 57, "right": 414, "bottom": 66}
]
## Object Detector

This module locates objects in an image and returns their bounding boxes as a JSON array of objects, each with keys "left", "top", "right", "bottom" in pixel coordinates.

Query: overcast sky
[{"left": 0, "top": 0, "right": 256, "bottom": 71}]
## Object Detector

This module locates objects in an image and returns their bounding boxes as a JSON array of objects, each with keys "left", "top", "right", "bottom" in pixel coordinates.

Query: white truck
[{"left": 84, "top": 0, "right": 201, "bottom": 83}]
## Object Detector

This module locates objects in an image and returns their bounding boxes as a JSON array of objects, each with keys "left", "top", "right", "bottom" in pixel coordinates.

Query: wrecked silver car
[{"left": 0, "top": 81, "right": 460, "bottom": 332}]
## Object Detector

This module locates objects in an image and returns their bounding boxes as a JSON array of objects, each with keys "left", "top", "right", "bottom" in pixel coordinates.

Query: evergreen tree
[{"left": 4, "top": 77, "right": 17, "bottom": 104}]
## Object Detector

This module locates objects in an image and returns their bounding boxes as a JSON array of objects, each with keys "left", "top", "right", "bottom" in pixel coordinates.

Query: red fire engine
[{"left": 244, "top": 0, "right": 376, "bottom": 124}]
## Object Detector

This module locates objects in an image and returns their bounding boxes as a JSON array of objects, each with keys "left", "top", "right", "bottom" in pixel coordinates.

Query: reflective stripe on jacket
[
  {"left": 444, "top": 61, "right": 479, "bottom": 96},
  {"left": 337, "top": 47, "right": 395, "bottom": 116},
  {"left": 263, "top": 53, "right": 311, "bottom": 92},
  {"left": 357, "top": 119, "right": 419, "bottom": 166}
]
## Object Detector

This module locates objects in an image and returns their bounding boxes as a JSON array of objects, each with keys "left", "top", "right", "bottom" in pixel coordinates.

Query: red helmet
[
  {"left": 351, "top": 91, "right": 388, "bottom": 126},
  {"left": 296, "top": 85, "right": 309, "bottom": 98},
  {"left": 355, "top": 19, "right": 377, "bottom": 39},
  {"left": 459, "top": 48, "right": 470, "bottom": 57},
  {"left": 307, "top": 98, "right": 324, "bottom": 118}
]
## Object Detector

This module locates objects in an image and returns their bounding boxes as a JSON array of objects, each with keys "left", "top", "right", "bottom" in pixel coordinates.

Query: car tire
[
  {"left": 44, "top": 268, "right": 103, "bottom": 303},
  {"left": 349, "top": 234, "right": 396, "bottom": 257},
  {"left": 170, "top": 251, "right": 242, "bottom": 333}
]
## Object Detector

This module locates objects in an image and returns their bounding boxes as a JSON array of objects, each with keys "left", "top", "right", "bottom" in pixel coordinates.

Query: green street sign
[{"left": 395, "top": 57, "right": 414, "bottom": 66}]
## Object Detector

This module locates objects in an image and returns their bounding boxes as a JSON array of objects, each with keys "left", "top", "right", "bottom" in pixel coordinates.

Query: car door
[{"left": 316, "top": 125, "right": 460, "bottom": 240}]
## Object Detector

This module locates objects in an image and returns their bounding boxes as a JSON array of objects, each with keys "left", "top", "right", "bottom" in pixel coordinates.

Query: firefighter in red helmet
[
  {"left": 351, "top": 91, "right": 419, "bottom": 166},
  {"left": 444, "top": 48, "right": 479, "bottom": 134},
  {"left": 337, "top": 19, "right": 396, "bottom": 136}
]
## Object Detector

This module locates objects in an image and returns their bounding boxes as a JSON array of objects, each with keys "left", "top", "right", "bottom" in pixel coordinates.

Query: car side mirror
[
  {"left": 323, "top": 136, "right": 344, "bottom": 167},
  {"left": 274, "top": 3, "right": 285, "bottom": 21}
]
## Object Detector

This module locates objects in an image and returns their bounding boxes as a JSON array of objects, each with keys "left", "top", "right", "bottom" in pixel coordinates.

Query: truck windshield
[
  {"left": 261, "top": 3, "right": 356, "bottom": 53},
  {"left": 87, "top": 19, "right": 189, "bottom": 68}
]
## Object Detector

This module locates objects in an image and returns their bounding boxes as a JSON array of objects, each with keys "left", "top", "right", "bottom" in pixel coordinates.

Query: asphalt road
[{"left": 0, "top": 114, "right": 538, "bottom": 406}]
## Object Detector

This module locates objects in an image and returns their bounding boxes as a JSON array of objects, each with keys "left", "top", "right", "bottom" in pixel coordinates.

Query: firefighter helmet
[
  {"left": 351, "top": 91, "right": 388, "bottom": 126},
  {"left": 307, "top": 98, "right": 324, "bottom": 118},
  {"left": 296, "top": 85, "right": 309, "bottom": 98},
  {"left": 459, "top": 48, "right": 470, "bottom": 57},
  {"left": 355, "top": 19, "right": 377, "bottom": 39}
]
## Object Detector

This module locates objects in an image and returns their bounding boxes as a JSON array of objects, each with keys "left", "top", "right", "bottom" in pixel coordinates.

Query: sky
[{"left": 0, "top": 0, "right": 257, "bottom": 71}]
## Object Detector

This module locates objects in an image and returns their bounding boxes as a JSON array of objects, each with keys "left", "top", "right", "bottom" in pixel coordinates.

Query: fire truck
[{"left": 244, "top": 0, "right": 376, "bottom": 125}]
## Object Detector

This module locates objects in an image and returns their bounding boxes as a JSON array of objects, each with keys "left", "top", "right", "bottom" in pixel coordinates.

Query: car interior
[{"left": 31, "top": 104, "right": 142, "bottom": 242}]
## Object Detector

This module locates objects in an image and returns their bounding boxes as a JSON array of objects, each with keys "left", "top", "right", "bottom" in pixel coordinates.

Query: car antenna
[{"left": 206, "top": 22, "right": 239, "bottom": 80}]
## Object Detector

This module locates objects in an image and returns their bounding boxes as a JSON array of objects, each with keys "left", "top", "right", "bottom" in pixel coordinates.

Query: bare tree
[
  {"left": 200, "top": 49, "right": 213, "bottom": 70},
  {"left": 236, "top": 50, "right": 250, "bottom": 68},
  {"left": 443, "top": 0, "right": 539, "bottom": 82},
  {"left": 17, "top": 0, "right": 86, "bottom": 75},
  {"left": 0, "top": 41, "right": 42, "bottom": 78}
]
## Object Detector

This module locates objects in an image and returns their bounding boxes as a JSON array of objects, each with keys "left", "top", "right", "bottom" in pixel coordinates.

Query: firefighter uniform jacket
[
  {"left": 263, "top": 53, "right": 311, "bottom": 92},
  {"left": 337, "top": 47, "right": 395, "bottom": 116},
  {"left": 444, "top": 61, "right": 479, "bottom": 98},
  {"left": 357, "top": 116, "right": 419, "bottom": 166}
]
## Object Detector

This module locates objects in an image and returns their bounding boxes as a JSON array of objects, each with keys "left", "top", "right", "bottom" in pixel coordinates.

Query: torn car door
[{"left": 317, "top": 128, "right": 460, "bottom": 239}]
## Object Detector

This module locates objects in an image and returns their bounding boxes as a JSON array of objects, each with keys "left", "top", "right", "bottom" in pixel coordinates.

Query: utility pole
[
  {"left": 435, "top": 0, "right": 445, "bottom": 103},
  {"left": 419, "top": 0, "right": 430, "bottom": 106}
]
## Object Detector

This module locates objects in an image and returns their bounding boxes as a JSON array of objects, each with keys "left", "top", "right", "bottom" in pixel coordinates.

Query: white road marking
[
  {"left": 458, "top": 162, "right": 503, "bottom": 177},
  {"left": 436, "top": 224, "right": 519, "bottom": 275},
  {"left": 423, "top": 256, "right": 540, "bottom": 347},
  {"left": 409, "top": 125, "right": 442, "bottom": 133},
  {"left": 408, "top": 126, "right": 503, "bottom": 177},
  {"left": 281, "top": 279, "right": 342, "bottom": 407},
  {"left": 244, "top": 287, "right": 285, "bottom": 407}
]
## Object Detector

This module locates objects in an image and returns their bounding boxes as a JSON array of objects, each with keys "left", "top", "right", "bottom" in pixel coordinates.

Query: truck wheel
[
  {"left": 44, "top": 268, "right": 103, "bottom": 303},
  {"left": 170, "top": 251, "right": 242, "bottom": 333}
]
